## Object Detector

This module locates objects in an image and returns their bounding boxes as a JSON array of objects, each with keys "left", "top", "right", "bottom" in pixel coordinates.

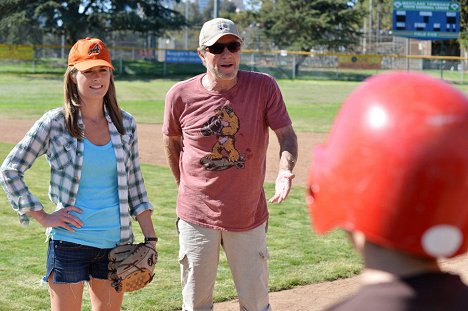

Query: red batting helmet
[{"left": 307, "top": 71, "right": 468, "bottom": 258}]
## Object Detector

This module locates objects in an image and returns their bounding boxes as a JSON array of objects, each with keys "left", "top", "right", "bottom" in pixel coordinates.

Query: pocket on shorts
[
  {"left": 175, "top": 217, "right": 180, "bottom": 235},
  {"left": 259, "top": 246, "right": 270, "bottom": 260},
  {"left": 178, "top": 250, "right": 188, "bottom": 265},
  {"left": 178, "top": 250, "right": 191, "bottom": 282},
  {"left": 43, "top": 241, "right": 55, "bottom": 283},
  {"left": 55, "top": 240, "right": 86, "bottom": 250}
]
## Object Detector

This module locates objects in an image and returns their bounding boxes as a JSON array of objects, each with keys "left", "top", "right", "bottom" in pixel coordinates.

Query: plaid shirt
[{"left": 0, "top": 107, "right": 153, "bottom": 244}]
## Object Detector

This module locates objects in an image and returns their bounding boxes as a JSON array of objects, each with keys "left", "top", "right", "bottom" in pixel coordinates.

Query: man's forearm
[
  {"left": 279, "top": 149, "right": 297, "bottom": 172},
  {"left": 163, "top": 135, "right": 182, "bottom": 185},
  {"left": 276, "top": 125, "right": 298, "bottom": 172}
]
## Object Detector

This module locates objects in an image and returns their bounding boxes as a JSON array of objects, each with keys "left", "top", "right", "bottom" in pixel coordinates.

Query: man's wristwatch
[{"left": 144, "top": 237, "right": 158, "bottom": 243}]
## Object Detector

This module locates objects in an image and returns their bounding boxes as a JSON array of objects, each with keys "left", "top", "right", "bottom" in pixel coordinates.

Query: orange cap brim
[{"left": 73, "top": 59, "right": 114, "bottom": 71}]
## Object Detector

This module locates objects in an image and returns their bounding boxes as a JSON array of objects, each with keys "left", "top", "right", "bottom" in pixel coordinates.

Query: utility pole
[
  {"left": 184, "top": 0, "right": 189, "bottom": 49},
  {"left": 369, "top": 0, "right": 373, "bottom": 52},
  {"left": 213, "top": 0, "right": 219, "bottom": 18}
]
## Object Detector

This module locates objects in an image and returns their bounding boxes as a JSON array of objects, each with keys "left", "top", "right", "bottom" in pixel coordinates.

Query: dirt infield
[
  {"left": 1, "top": 118, "right": 468, "bottom": 310},
  {"left": 0, "top": 119, "right": 324, "bottom": 186}
]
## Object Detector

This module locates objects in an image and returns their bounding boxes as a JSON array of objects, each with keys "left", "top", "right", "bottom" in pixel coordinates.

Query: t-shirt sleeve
[
  {"left": 264, "top": 75, "right": 292, "bottom": 130},
  {"left": 162, "top": 83, "right": 183, "bottom": 136}
]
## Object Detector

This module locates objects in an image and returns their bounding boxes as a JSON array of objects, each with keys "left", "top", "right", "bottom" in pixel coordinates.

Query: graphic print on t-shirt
[{"left": 199, "top": 104, "right": 246, "bottom": 171}]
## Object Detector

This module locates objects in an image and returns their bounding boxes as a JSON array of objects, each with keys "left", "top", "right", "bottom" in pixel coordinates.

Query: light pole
[
  {"left": 184, "top": 0, "right": 189, "bottom": 49},
  {"left": 213, "top": 0, "right": 219, "bottom": 18},
  {"left": 369, "top": 0, "right": 373, "bottom": 51}
]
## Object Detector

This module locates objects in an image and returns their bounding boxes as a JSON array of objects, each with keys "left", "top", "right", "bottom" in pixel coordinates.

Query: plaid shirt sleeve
[
  {"left": 124, "top": 114, "right": 153, "bottom": 218},
  {"left": 0, "top": 113, "right": 52, "bottom": 215}
]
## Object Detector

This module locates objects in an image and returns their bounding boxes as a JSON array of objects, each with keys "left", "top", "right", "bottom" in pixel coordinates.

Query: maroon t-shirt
[{"left": 163, "top": 71, "right": 292, "bottom": 231}]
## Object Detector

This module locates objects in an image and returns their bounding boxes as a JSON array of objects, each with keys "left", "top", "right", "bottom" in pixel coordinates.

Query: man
[
  {"left": 307, "top": 71, "right": 468, "bottom": 310},
  {"left": 163, "top": 18, "right": 297, "bottom": 311}
]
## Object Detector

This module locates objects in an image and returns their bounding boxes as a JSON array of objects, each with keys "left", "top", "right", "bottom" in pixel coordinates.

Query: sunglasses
[{"left": 205, "top": 41, "right": 241, "bottom": 54}]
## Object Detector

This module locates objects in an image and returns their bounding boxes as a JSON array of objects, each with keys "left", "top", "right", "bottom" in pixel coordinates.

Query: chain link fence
[{"left": 0, "top": 43, "right": 467, "bottom": 84}]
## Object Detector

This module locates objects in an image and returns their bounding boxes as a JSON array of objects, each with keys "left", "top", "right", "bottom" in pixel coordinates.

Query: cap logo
[
  {"left": 88, "top": 44, "right": 100, "bottom": 55},
  {"left": 218, "top": 23, "right": 229, "bottom": 31}
]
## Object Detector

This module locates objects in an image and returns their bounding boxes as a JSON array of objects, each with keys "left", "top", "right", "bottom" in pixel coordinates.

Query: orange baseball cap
[{"left": 68, "top": 37, "right": 114, "bottom": 71}]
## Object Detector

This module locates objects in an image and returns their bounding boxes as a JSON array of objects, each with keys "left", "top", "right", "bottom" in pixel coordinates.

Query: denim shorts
[{"left": 43, "top": 240, "right": 112, "bottom": 284}]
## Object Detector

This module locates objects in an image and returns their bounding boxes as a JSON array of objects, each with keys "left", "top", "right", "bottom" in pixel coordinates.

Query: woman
[{"left": 0, "top": 37, "right": 157, "bottom": 311}]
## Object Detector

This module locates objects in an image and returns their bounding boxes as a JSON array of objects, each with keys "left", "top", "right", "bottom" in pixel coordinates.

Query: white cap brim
[{"left": 203, "top": 33, "right": 243, "bottom": 47}]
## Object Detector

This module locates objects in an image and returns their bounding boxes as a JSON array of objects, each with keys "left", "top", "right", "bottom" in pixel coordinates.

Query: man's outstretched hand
[{"left": 269, "top": 170, "right": 295, "bottom": 204}]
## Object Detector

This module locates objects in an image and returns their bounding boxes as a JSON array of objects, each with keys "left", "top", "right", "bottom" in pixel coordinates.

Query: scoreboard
[{"left": 392, "top": 0, "right": 460, "bottom": 40}]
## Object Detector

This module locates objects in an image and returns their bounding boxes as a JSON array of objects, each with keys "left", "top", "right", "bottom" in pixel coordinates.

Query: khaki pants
[{"left": 177, "top": 219, "right": 271, "bottom": 311}]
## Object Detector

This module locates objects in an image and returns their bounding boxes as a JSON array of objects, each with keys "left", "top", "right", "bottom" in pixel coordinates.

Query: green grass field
[
  {"left": 0, "top": 74, "right": 355, "bottom": 132},
  {"left": 0, "top": 72, "right": 466, "bottom": 310}
]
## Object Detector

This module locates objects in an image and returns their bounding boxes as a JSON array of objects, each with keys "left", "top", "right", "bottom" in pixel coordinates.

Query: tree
[
  {"left": 459, "top": 0, "right": 468, "bottom": 49},
  {"left": 260, "top": 0, "right": 364, "bottom": 51},
  {"left": 0, "top": 0, "right": 185, "bottom": 45},
  {"left": 0, "top": 0, "right": 43, "bottom": 44},
  {"left": 358, "top": 0, "right": 393, "bottom": 41},
  {"left": 259, "top": 0, "right": 365, "bottom": 73}
]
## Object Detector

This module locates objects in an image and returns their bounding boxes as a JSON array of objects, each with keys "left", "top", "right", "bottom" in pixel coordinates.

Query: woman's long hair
[{"left": 63, "top": 66, "right": 125, "bottom": 138}]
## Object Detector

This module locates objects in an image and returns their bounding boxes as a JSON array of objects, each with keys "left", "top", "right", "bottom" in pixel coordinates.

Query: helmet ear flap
[{"left": 307, "top": 71, "right": 468, "bottom": 259}]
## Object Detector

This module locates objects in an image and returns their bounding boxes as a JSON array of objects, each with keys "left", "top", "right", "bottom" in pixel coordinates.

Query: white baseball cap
[{"left": 199, "top": 18, "right": 242, "bottom": 47}]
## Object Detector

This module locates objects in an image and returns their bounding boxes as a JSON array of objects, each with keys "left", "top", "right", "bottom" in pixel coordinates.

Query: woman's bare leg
[
  {"left": 89, "top": 278, "right": 124, "bottom": 311},
  {"left": 48, "top": 273, "right": 84, "bottom": 311}
]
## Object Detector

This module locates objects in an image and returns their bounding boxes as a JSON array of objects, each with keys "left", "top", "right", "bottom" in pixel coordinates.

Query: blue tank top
[{"left": 51, "top": 138, "right": 120, "bottom": 248}]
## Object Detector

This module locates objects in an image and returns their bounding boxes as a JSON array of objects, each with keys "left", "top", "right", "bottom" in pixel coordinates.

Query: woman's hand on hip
[{"left": 27, "top": 206, "right": 83, "bottom": 232}]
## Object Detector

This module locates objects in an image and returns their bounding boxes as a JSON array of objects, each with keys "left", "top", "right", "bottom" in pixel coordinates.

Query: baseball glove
[{"left": 108, "top": 243, "right": 158, "bottom": 292}]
